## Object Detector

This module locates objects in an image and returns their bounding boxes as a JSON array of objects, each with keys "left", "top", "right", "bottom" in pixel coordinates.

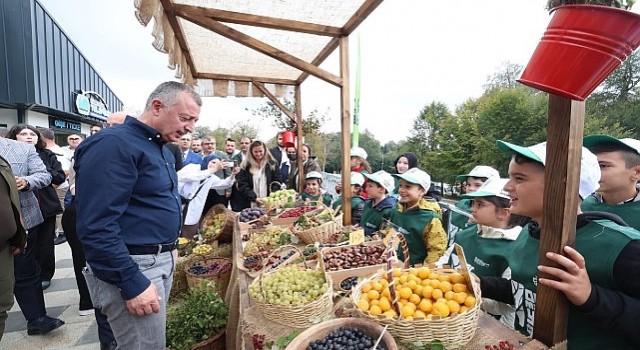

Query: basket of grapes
[
  {"left": 200, "top": 204, "right": 237, "bottom": 243},
  {"left": 185, "top": 256, "right": 233, "bottom": 297},
  {"left": 284, "top": 317, "right": 398, "bottom": 350},
  {"left": 248, "top": 249, "right": 334, "bottom": 329}
]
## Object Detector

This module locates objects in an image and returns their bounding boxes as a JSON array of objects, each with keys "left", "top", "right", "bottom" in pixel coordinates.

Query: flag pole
[{"left": 352, "top": 35, "right": 361, "bottom": 148}]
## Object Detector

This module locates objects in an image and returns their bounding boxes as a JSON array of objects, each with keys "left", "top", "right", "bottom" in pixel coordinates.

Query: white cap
[
  {"left": 456, "top": 165, "right": 500, "bottom": 181},
  {"left": 461, "top": 178, "right": 510, "bottom": 199},
  {"left": 305, "top": 171, "right": 323, "bottom": 180},
  {"left": 583, "top": 134, "right": 640, "bottom": 156},
  {"left": 350, "top": 147, "right": 368, "bottom": 160},
  {"left": 393, "top": 168, "right": 431, "bottom": 191},
  {"left": 350, "top": 171, "right": 365, "bottom": 186},
  {"left": 363, "top": 170, "right": 395, "bottom": 194},
  {"left": 497, "top": 140, "right": 600, "bottom": 199}
]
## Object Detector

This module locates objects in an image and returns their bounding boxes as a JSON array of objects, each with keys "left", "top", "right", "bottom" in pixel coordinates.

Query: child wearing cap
[
  {"left": 582, "top": 135, "right": 640, "bottom": 230},
  {"left": 332, "top": 172, "right": 366, "bottom": 224},
  {"left": 389, "top": 168, "right": 448, "bottom": 265},
  {"left": 480, "top": 140, "right": 640, "bottom": 349},
  {"left": 450, "top": 165, "right": 500, "bottom": 231},
  {"left": 453, "top": 177, "right": 530, "bottom": 328},
  {"left": 336, "top": 147, "right": 372, "bottom": 199},
  {"left": 360, "top": 171, "right": 398, "bottom": 235},
  {"left": 301, "top": 171, "right": 332, "bottom": 207}
]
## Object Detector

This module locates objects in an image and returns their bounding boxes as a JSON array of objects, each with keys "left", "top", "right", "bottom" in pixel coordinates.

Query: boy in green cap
[
  {"left": 332, "top": 172, "right": 366, "bottom": 224},
  {"left": 360, "top": 170, "right": 398, "bottom": 236},
  {"left": 389, "top": 168, "right": 447, "bottom": 265},
  {"left": 450, "top": 165, "right": 500, "bottom": 231},
  {"left": 301, "top": 171, "right": 332, "bottom": 207},
  {"left": 582, "top": 135, "right": 640, "bottom": 230},
  {"left": 480, "top": 140, "right": 640, "bottom": 349}
]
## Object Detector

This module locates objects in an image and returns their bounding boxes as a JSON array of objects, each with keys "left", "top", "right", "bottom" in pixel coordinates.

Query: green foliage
[
  {"left": 248, "top": 98, "right": 328, "bottom": 136},
  {"left": 547, "top": 0, "right": 636, "bottom": 10},
  {"left": 166, "top": 282, "right": 228, "bottom": 350}
]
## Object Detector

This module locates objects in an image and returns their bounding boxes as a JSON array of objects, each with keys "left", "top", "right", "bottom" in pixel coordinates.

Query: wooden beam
[
  {"left": 342, "top": 0, "right": 385, "bottom": 35},
  {"left": 533, "top": 95, "right": 585, "bottom": 347},
  {"left": 340, "top": 36, "right": 352, "bottom": 226},
  {"left": 297, "top": 38, "right": 340, "bottom": 85},
  {"left": 177, "top": 10, "right": 343, "bottom": 87},
  {"left": 173, "top": 4, "right": 343, "bottom": 37},
  {"left": 295, "top": 85, "right": 305, "bottom": 192},
  {"left": 159, "top": 0, "right": 198, "bottom": 77},
  {"left": 196, "top": 72, "right": 296, "bottom": 86},
  {"left": 251, "top": 81, "right": 296, "bottom": 124}
]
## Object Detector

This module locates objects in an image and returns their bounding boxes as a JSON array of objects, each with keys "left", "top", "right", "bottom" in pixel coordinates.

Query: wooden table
[{"left": 226, "top": 224, "right": 548, "bottom": 350}]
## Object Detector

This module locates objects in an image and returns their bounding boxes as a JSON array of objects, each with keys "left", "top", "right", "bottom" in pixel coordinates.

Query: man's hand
[
  {"left": 126, "top": 283, "right": 161, "bottom": 316},
  {"left": 15, "top": 176, "right": 28, "bottom": 190},
  {"left": 538, "top": 246, "right": 591, "bottom": 306},
  {"left": 10, "top": 246, "right": 22, "bottom": 256}
]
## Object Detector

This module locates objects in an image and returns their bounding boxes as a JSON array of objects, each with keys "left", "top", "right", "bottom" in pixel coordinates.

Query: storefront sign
[
  {"left": 73, "top": 90, "right": 110, "bottom": 121},
  {"left": 49, "top": 117, "right": 82, "bottom": 132}
]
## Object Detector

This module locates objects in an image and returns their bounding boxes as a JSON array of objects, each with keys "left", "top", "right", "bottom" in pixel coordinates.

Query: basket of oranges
[{"left": 350, "top": 246, "right": 481, "bottom": 349}]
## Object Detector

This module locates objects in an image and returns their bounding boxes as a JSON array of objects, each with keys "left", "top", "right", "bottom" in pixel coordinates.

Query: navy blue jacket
[{"left": 74, "top": 116, "right": 182, "bottom": 300}]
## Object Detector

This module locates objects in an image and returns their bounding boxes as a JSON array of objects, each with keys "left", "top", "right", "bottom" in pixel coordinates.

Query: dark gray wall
[{"left": 0, "top": 0, "right": 122, "bottom": 115}]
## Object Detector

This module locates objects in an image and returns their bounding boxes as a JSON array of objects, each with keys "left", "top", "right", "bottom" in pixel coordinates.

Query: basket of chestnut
[
  {"left": 284, "top": 317, "right": 398, "bottom": 350},
  {"left": 321, "top": 241, "right": 407, "bottom": 291}
]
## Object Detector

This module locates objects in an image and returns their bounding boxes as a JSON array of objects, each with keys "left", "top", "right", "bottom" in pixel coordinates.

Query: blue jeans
[{"left": 83, "top": 251, "right": 175, "bottom": 349}]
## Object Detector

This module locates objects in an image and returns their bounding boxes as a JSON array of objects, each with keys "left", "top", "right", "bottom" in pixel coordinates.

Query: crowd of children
[{"left": 293, "top": 134, "right": 640, "bottom": 349}]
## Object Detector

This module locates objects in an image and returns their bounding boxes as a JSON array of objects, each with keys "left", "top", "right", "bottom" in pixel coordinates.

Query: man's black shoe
[
  {"left": 53, "top": 234, "right": 67, "bottom": 245},
  {"left": 41, "top": 281, "right": 51, "bottom": 290},
  {"left": 27, "top": 315, "right": 64, "bottom": 335},
  {"left": 100, "top": 341, "right": 118, "bottom": 350}
]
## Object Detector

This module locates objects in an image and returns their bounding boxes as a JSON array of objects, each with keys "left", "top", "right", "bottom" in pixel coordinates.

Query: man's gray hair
[
  {"left": 40, "top": 128, "right": 55, "bottom": 141},
  {"left": 144, "top": 81, "right": 202, "bottom": 110}
]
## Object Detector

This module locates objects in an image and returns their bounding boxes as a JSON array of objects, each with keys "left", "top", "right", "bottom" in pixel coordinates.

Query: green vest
[
  {"left": 454, "top": 226, "right": 515, "bottom": 278},
  {"left": 450, "top": 198, "right": 473, "bottom": 230},
  {"left": 331, "top": 196, "right": 364, "bottom": 210},
  {"left": 508, "top": 221, "right": 639, "bottom": 349},
  {"left": 389, "top": 200, "right": 440, "bottom": 266},
  {"left": 581, "top": 194, "right": 640, "bottom": 231},
  {"left": 360, "top": 197, "right": 396, "bottom": 235},
  {"left": 301, "top": 192, "right": 332, "bottom": 207}
]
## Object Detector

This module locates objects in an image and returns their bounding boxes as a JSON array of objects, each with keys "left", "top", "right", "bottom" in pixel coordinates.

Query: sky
[{"left": 36, "top": 1, "right": 640, "bottom": 144}]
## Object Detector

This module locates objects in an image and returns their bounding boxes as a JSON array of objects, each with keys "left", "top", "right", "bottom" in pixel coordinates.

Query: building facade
[{"left": 0, "top": 0, "right": 123, "bottom": 145}]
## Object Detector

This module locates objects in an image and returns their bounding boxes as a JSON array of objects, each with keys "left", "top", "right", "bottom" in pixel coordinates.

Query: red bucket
[
  {"left": 282, "top": 131, "right": 296, "bottom": 147},
  {"left": 518, "top": 5, "right": 640, "bottom": 101}
]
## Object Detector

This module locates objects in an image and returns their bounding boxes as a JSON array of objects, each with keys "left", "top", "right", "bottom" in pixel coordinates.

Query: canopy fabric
[{"left": 133, "top": 0, "right": 381, "bottom": 98}]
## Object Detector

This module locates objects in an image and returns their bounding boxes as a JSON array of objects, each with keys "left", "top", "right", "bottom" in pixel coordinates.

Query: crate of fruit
[
  {"left": 238, "top": 207, "right": 268, "bottom": 231},
  {"left": 320, "top": 240, "right": 407, "bottom": 292},
  {"left": 349, "top": 244, "right": 481, "bottom": 349},
  {"left": 291, "top": 206, "right": 343, "bottom": 244},
  {"left": 271, "top": 205, "right": 318, "bottom": 227},
  {"left": 285, "top": 317, "right": 398, "bottom": 350}
]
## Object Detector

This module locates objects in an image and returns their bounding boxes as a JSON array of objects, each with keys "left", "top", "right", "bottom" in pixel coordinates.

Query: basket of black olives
[{"left": 284, "top": 317, "right": 397, "bottom": 350}]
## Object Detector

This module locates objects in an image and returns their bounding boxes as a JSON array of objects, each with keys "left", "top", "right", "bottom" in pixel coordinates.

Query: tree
[
  {"left": 248, "top": 98, "right": 329, "bottom": 136},
  {"left": 483, "top": 62, "right": 524, "bottom": 92}
]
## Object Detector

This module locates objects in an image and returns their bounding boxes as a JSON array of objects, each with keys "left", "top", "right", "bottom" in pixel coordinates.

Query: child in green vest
[
  {"left": 300, "top": 171, "right": 332, "bottom": 207},
  {"left": 581, "top": 135, "right": 640, "bottom": 230},
  {"left": 454, "top": 177, "right": 530, "bottom": 328},
  {"left": 480, "top": 140, "right": 640, "bottom": 349},
  {"left": 389, "top": 168, "right": 447, "bottom": 265},
  {"left": 451, "top": 165, "right": 500, "bottom": 231},
  {"left": 360, "top": 170, "right": 398, "bottom": 236},
  {"left": 332, "top": 172, "right": 366, "bottom": 224}
]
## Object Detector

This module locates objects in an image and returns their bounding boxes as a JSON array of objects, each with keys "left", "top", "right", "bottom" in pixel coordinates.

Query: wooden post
[
  {"left": 295, "top": 85, "right": 304, "bottom": 192},
  {"left": 339, "top": 36, "right": 352, "bottom": 225},
  {"left": 533, "top": 94, "right": 585, "bottom": 347}
]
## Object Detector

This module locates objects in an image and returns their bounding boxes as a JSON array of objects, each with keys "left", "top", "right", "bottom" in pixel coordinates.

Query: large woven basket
[
  {"left": 285, "top": 317, "right": 398, "bottom": 350},
  {"left": 200, "top": 204, "right": 237, "bottom": 243},
  {"left": 249, "top": 251, "right": 334, "bottom": 329},
  {"left": 185, "top": 257, "right": 233, "bottom": 297},
  {"left": 350, "top": 265, "right": 482, "bottom": 349},
  {"left": 190, "top": 328, "right": 226, "bottom": 350},
  {"left": 294, "top": 213, "right": 343, "bottom": 244}
]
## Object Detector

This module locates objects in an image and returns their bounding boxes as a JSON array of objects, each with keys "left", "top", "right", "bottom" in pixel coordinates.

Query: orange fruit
[
  {"left": 432, "top": 302, "right": 450, "bottom": 317},
  {"left": 417, "top": 267, "right": 431, "bottom": 279},
  {"left": 439, "top": 281, "right": 453, "bottom": 293},
  {"left": 408, "top": 268, "right": 419, "bottom": 276},
  {"left": 398, "top": 275, "right": 409, "bottom": 284},
  {"left": 444, "top": 290, "right": 455, "bottom": 300},
  {"left": 371, "top": 281, "right": 383, "bottom": 292},
  {"left": 361, "top": 283, "right": 372, "bottom": 293},
  {"left": 419, "top": 299, "right": 433, "bottom": 313},
  {"left": 392, "top": 268, "right": 402, "bottom": 277},
  {"left": 356, "top": 299, "right": 369, "bottom": 311},
  {"left": 399, "top": 287, "right": 413, "bottom": 300},
  {"left": 450, "top": 272, "right": 465, "bottom": 284},
  {"left": 459, "top": 306, "right": 469, "bottom": 313},
  {"left": 421, "top": 279, "right": 431, "bottom": 287},
  {"left": 452, "top": 283, "right": 468, "bottom": 293},
  {"left": 453, "top": 292, "right": 468, "bottom": 305},
  {"left": 382, "top": 288, "right": 391, "bottom": 298},
  {"left": 369, "top": 305, "right": 382, "bottom": 316},
  {"left": 414, "top": 310, "right": 427, "bottom": 319},
  {"left": 382, "top": 310, "right": 397, "bottom": 318},
  {"left": 447, "top": 300, "right": 460, "bottom": 314},
  {"left": 432, "top": 288, "right": 444, "bottom": 300},
  {"left": 406, "top": 280, "right": 418, "bottom": 291},
  {"left": 414, "top": 285, "right": 423, "bottom": 296},
  {"left": 409, "top": 293, "right": 421, "bottom": 305},
  {"left": 436, "top": 298, "right": 448, "bottom": 304},
  {"left": 367, "top": 290, "right": 380, "bottom": 301},
  {"left": 464, "top": 296, "right": 477, "bottom": 308},
  {"left": 421, "top": 285, "right": 434, "bottom": 299},
  {"left": 429, "top": 280, "right": 440, "bottom": 289},
  {"left": 401, "top": 304, "right": 415, "bottom": 318},
  {"left": 437, "top": 274, "right": 450, "bottom": 282},
  {"left": 378, "top": 297, "right": 391, "bottom": 312}
]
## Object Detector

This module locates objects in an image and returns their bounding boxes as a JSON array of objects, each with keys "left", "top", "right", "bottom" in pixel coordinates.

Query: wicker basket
[
  {"left": 190, "top": 328, "right": 226, "bottom": 350},
  {"left": 185, "top": 257, "right": 233, "bottom": 297},
  {"left": 284, "top": 317, "right": 398, "bottom": 350},
  {"left": 249, "top": 250, "right": 334, "bottom": 329},
  {"left": 200, "top": 204, "right": 237, "bottom": 243},
  {"left": 349, "top": 263, "right": 482, "bottom": 349},
  {"left": 293, "top": 213, "right": 344, "bottom": 244}
]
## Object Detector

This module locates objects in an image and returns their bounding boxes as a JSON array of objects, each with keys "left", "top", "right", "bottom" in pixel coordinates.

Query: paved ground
[{"left": 1, "top": 243, "right": 100, "bottom": 349}]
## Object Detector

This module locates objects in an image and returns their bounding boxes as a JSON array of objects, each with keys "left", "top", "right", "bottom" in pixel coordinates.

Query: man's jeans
[{"left": 83, "top": 251, "right": 175, "bottom": 349}]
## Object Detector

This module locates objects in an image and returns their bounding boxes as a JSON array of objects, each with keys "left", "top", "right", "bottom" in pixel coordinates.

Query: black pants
[
  {"left": 14, "top": 225, "right": 46, "bottom": 321},
  {"left": 203, "top": 190, "right": 228, "bottom": 215},
  {"left": 62, "top": 200, "right": 116, "bottom": 344},
  {"left": 35, "top": 216, "right": 56, "bottom": 282},
  {"left": 229, "top": 186, "right": 250, "bottom": 212}
]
